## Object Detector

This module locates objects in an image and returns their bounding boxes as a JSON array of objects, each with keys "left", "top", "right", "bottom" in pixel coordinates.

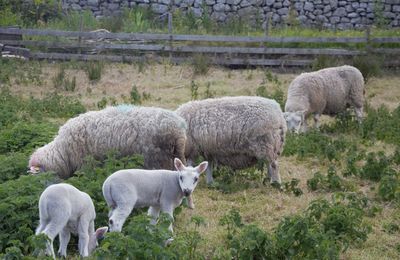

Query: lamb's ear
[
  {"left": 196, "top": 161, "right": 208, "bottom": 174},
  {"left": 174, "top": 158, "right": 185, "bottom": 171},
  {"left": 296, "top": 110, "right": 307, "bottom": 121},
  {"left": 283, "top": 112, "right": 289, "bottom": 119},
  {"left": 95, "top": 227, "right": 108, "bottom": 240}
]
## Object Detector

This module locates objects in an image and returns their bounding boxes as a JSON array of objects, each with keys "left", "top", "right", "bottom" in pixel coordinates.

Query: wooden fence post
[
  {"left": 168, "top": 11, "right": 173, "bottom": 59},
  {"left": 78, "top": 12, "right": 83, "bottom": 55}
]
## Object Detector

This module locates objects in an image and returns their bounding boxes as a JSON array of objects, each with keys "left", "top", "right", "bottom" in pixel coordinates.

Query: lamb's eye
[
  {"left": 180, "top": 176, "right": 183, "bottom": 181},
  {"left": 194, "top": 177, "right": 198, "bottom": 183}
]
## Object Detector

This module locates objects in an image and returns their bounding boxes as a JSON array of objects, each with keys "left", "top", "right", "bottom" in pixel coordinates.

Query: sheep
[
  {"left": 36, "top": 183, "right": 108, "bottom": 258},
  {"left": 175, "top": 96, "right": 287, "bottom": 185},
  {"left": 102, "top": 158, "right": 208, "bottom": 233},
  {"left": 28, "top": 105, "right": 188, "bottom": 178},
  {"left": 284, "top": 65, "right": 365, "bottom": 133}
]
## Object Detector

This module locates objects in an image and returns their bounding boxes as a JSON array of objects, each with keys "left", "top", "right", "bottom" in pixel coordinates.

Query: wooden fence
[{"left": 1, "top": 27, "right": 399, "bottom": 67}]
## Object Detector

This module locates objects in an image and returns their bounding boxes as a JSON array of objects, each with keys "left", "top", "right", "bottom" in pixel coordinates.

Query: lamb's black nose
[{"left": 183, "top": 189, "right": 191, "bottom": 196}]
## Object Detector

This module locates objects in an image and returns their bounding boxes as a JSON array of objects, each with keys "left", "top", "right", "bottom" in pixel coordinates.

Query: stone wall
[{"left": 62, "top": 0, "right": 400, "bottom": 29}]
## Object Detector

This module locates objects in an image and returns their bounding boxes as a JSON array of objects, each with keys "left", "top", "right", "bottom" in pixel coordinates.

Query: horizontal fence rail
[{"left": 1, "top": 27, "right": 399, "bottom": 67}]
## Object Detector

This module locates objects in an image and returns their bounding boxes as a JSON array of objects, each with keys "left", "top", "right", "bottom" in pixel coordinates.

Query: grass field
[{"left": 0, "top": 59, "right": 400, "bottom": 259}]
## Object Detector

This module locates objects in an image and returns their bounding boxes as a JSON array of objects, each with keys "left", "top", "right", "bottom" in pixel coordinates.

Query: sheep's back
[{"left": 177, "top": 97, "right": 285, "bottom": 167}]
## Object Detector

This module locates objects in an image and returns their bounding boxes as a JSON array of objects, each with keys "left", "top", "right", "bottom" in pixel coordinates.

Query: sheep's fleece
[
  {"left": 176, "top": 96, "right": 287, "bottom": 183},
  {"left": 284, "top": 65, "right": 364, "bottom": 132},
  {"left": 29, "top": 105, "right": 187, "bottom": 178}
]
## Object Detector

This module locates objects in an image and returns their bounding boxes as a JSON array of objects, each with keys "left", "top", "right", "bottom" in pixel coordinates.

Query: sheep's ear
[
  {"left": 196, "top": 161, "right": 208, "bottom": 174},
  {"left": 174, "top": 158, "right": 185, "bottom": 171},
  {"left": 95, "top": 227, "right": 108, "bottom": 240}
]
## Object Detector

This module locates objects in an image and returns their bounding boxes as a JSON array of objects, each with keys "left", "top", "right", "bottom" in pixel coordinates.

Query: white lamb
[
  {"left": 284, "top": 65, "right": 365, "bottom": 133},
  {"left": 36, "top": 183, "right": 108, "bottom": 258},
  {"left": 102, "top": 158, "right": 208, "bottom": 233}
]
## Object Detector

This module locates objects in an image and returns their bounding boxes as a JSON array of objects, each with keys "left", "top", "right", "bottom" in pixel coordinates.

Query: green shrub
[
  {"left": 307, "top": 166, "right": 352, "bottom": 192},
  {"left": 220, "top": 193, "right": 371, "bottom": 259},
  {"left": 378, "top": 175, "right": 400, "bottom": 202},
  {"left": 283, "top": 131, "right": 350, "bottom": 161},
  {"left": 0, "top": 7, "right": 23, "bottom": 26},
  {"left": 352, "top": 54, "right": 382, "bottom": 83},
  {"left": 0, "top": 122, "right": 57, "bottom": 154},
  {"left": 191, "top": 54, "right": 210, "bottom": 76},
  {"left": 359, "top": 151, "right": 396, "bottom": 182},
  {"left": 130, "top": 85, "right": 142, "bottom": 105},
  {"left": 0, "top": 153, "right": 29, "bottom": 183},
  {"left": 190, "top": 80, "right": 199, "bottom": 100},
  {"left": 85, "top": 62, "right": 103, "bottom": 82},
  {"left": 312, "top": 55, "right": 341, "bottom": 71},
  {"left": 282, "top": 178, "right": 303, "bottom": 196}
]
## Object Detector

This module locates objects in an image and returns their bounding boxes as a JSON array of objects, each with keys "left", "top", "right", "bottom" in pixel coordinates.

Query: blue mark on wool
[{"left": 116, "top": 104, "right": 135, "bottom": 113}]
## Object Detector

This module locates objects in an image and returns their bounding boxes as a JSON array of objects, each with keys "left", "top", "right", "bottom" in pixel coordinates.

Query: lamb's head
[
  {"left": 283, "top": 111, "right": 306, "bottom": 133},
  {"left": 87, "top": 227, "right": 108, "bottom": 254},
  {"left": 175, "top": 158, "right": 208, "bottom": 197}
]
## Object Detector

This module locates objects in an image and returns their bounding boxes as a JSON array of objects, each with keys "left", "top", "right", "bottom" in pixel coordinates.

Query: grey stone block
[
  {"left": 277, "top": 7, "right": 289, "bottom": 15},
  {"left": 151, "top": 3, "right": 169, "bottom": 13},
  {"left": 304, "top": 2, "right": 314, "bottom": 11}
]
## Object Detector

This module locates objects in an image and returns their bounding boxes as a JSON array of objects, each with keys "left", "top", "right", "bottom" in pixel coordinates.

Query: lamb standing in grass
[
  {"left": 36, "top": 183, "right": 108, "bottom": 258},
  {"left": 176, "top": 96, "right": 287, "bottom": 185},
  {"left": 28, "top": 105, "right": 188, "bottom": 178},
  {"left": 102, "top": 158, "right": 208, "bottom": 232},
  {"left": 284, "top": 65, "right": 364, "bottom": 133}
]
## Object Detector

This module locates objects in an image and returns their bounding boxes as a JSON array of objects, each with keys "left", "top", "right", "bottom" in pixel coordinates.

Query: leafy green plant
[
  {"left": 282, "top": 178, "right": 303, "bottom": 197},
  {"left": 190, "top": 80, "right": 199, "bottom": 100},
  {"left": 307, "top": 166, "right": 352, "bottom": 192},
  {"left": 191, "top": 54, "right": 210, "bottom": 76},
  {"left": 359, "top": 151, "right": 396, "bottom": 182},
  {"left": 203, "top": 82, "right": 215, "bottom": 99},
  {"left": 85, "top": 61, "right": 103, "bottom": 82},
  {"left": 352, "top": 54, "right": 382, "bottom": 82},
  {"left": 378, "top": 175, "right": 400, "bottom": 202},
  {"left": 130, "top": 85, "right": 142, "bottom": 105}
]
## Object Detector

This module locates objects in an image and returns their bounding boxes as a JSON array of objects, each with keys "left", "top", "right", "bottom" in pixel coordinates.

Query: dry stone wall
[{"left": 62, "top": 0, "right": 400, "bottom": 29}]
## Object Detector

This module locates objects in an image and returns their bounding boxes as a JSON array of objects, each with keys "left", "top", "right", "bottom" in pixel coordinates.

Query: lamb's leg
[
  {"left": 313, "top": 113, "right": 321, "bottom": 129},
  {"left": 109, "top": 204, "right": 134, "bottom": 232},
  {"left": 268, "top": 160, "right": 281, "bottom": 184},
  {"left": 355, "top": 106, "right": 363, "bottom": 123},
  {"left": 58, "top": 228, "right": 70, "bottom": 257},
  {"left": 301, "top": 118, "right": 308, "bottom": 133},
  {"left": 42, "top": 219, "right": 67, "bottom": 259},
  {"left": 148, "top": 206, "right": 160, "bottom": 225},
  {"left": 161, "top": 205, "right": 175, "bottom": 233},
  {"left": 78, "top": 221, "right": 90, "bottom": 257}
]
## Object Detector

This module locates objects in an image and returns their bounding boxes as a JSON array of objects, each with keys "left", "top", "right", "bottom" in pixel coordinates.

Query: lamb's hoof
[
  {"left": 188, "top": 202, "right": 195, "bottom": 210},
  {"left": 164, "top": 238, "right": 174, "bottom": 246}
]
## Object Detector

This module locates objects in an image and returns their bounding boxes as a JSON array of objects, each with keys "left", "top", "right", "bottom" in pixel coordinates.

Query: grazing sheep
[
  {"left": 284, "top": 65, "right": 365, "bottom": 133},
  {"left": 176, "top": 96, "right": 287, "bottom": 185},
  {"left": 28, "top": 105, "right": 187, "bottom": 178},
  {"left": 36, "top": 183, "right": 108, "bottom": 258},
  {"left": 102, "top": 158, "right": 208, "bottom": 233}
]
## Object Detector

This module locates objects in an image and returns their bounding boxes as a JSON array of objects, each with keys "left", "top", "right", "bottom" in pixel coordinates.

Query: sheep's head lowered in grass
[
  {"left": 283, "top": 111, "right": 306, "bottom": 133},
  {"left": 175, "top": 158, "right": 208, "bottom": 197}
]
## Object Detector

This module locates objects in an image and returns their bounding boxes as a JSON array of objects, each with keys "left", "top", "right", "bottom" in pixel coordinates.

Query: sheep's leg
[
  {"left": 148, "top": 206, "right": 160, "bottom": 225},
  {"left": 313, "top": 113, "right": 321, "bottom": 129},
  {"left": 355, "top": 106, "right": 363, "bottom": 123},
  {"left": 161, "top": 205, "right": 175, "bottom": 233},
  {"left": 58, "top": 228, "right": 70, "bottom": 257},
  {"left": 206, "top": 162, "right": 214, "bottom": 185},
  {"left": 301, "top": 118, "right": 308, "bottom": 133},
  {"left": 78, "top": 221, "right": 90, "bottom": 257},
  {"left": 268, "top": 161, "right": 281, "bottom": 184}
]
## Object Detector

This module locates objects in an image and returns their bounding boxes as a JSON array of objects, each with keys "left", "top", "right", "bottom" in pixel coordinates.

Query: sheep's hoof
[{"left": 270, "top": 181, "right": 282, "bottom": 190}]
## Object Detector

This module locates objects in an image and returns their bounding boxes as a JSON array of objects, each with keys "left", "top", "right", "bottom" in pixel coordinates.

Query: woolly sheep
[
  {"left": 284, "top": 65, "right": 364, "bottom": 133},
  {"left": 102, "top": 158, "right": 208, "bottom": 232},
  {"left": 175, "top": 96, "right": 287, "bottom": 184},
  {"left": 28, "top": 105, "right": 188, "bottom": 178},
  {"left": 36, "top": 183, "right": 108, "bottom": 258}
]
